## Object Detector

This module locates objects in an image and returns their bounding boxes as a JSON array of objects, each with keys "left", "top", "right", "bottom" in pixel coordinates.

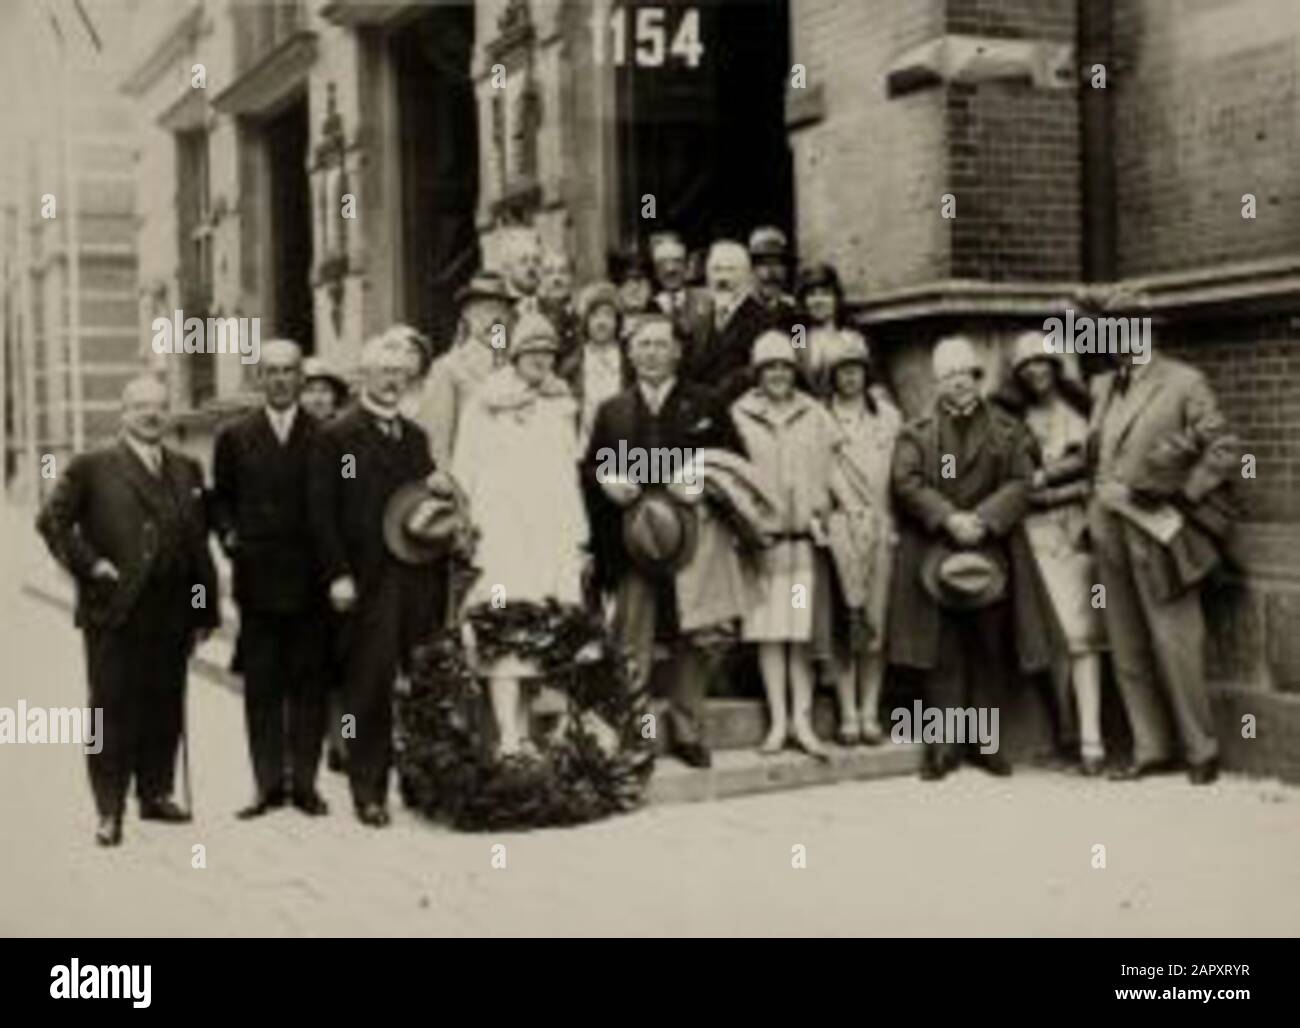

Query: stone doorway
[{"left": 616, "top": 0, "right": 794, "bottom": 253}]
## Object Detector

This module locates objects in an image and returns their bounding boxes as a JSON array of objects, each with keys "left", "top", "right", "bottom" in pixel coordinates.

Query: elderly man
[
  {"left": 309, "top": 333, "right": 446, "bottom": 826},
  {"left": 538, "top": 247, "right": 580, "bottom": 361},
  {"left": 1088, "top": 349, "right": 1238, "bottom": 784},
  {"left": 211, "top": 340, "right": 328, "bottom": 818},
  {"left": 415, "top": 271, "right": 514, "bottom": 467},
  {"left": 888, "top": 336, "right": 1051, "bottom": 781},
  {"left": 583, "top": 313, "right": 749, "bottom": 769},
  {"left": 36, "top": 375, "right": 220, "bottom": 846},
  {"left": 500, "top": 225, "right": 543, "bottom": 316},
  {"left": 748, "top": 225, "right": 798, "bottom": 323},
  {"left": 681, "top": 240, "right": 781, "bottom": 404}
]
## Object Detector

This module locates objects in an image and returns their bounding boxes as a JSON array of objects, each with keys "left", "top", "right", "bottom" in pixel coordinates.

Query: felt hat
[
  {"left": 383, "top": 478, "right": 469, "bottom": 565},
  {"left": 455, "top": 271, "right": 513, "bottom": 307},
  {"left": 576, "top": 281, "right": 621, "bottom": 323},
  {"left": 751, "top": 329, "right": 799, "bottom": 369},
  {"left": 748, "top": 225, "right": 789, "bottom": 259},
  {"left": 920, "top": 544, "right": 1008, "bottom": 610},
  {"left": 510, "top": 312, "right": 559, "bottom": 360},
  {"left": 622, "top": 491, "right": 698, "bottom": 577},
  {"left": 1010, "top": 329, "right": 1061, "bottom": 374},
  {"left": 302, "top": 357, "right": 348, "bottom": 396},
  {"left": 932, "top": 335, "right": 982, "bottom": 380},
  {"left": 823, "top": 329, "right": 871, "bottom": 372}
]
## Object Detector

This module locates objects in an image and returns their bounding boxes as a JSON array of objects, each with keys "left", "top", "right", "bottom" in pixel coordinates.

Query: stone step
[{"left": 647, "top": 741, "right": 923, "bottom": 804}]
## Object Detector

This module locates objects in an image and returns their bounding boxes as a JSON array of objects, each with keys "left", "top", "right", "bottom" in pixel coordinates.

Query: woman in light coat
[
  {"left": 730, "top": 331, "right": 841, "bottom": 760},
  {"left": 1002, "top": 330, "right": 1108, "bottom": 774},
  {"left": 451, "top": 313, "right": 587, "bottom": 757},
  {"left": 823, "top": 330, "right": 902, "bottom": 745}
]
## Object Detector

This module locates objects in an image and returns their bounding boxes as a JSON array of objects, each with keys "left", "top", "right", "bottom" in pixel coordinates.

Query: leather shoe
[
  {"left": 139, "top": 798, "right": 191, "bottom": 823},
  {"left": 1188, "top": 759, "right": 1219, "bottom": 785},
  {"left": 94, "top": 816, "right": 122, "bottom": 847},
  {"left": 237, "top": 792, "right": 286, "bottom": 819},
  {"left": 921, "top": 754, "right": 955, "bottom": 781},
  {"left": 356, "top": 803, "right": 390, "bottom": 828},
  {"left": 674, "top": 742, "right": 712, "bottom": 769},
  {"left": 1077, "top": 755, "right": 1107, "bottom": 777},
  {"left": 292, "top": 791, "right": 329, "bottom": 816},
  {"left": 970, "top": 752, "right": 1013, "bottom": 777},
  {"left": 1108, "top": 758, "right": 1178, "bottom": 782}
]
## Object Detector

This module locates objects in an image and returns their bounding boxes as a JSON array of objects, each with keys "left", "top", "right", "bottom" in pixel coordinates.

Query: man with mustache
[
  {"left": 37, "top": 375, "right": 220, "bottom": 846},
  {"left": 309, "top": 333, "right": 448, "bottom": 826},
  {"left": 681, "top": 240, "right": 782, "bottom": 404}
]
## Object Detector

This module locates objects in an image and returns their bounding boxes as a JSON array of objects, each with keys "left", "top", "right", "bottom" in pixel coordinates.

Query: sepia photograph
[{"left": 0, "top": 0, "right": 1295, "bottom": 1006}]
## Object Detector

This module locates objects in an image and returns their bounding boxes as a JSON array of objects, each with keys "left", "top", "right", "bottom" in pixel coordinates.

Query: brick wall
[
  {"left": 789, "top": 0, "right": 948, "bottom": 296},
  {"left": 1113, "top": 0, "right": 1300, "bottom": 277},
  {"left": 1161, "top": 316, "right": 1300, "bottom": 526}
]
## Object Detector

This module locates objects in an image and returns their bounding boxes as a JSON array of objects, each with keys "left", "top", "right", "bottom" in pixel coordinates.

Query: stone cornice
[
  {"left": 119, "top": 2, "right": 203, "bottom": 97},
  {"left": 211, "top": 31, "right": 318, "bottom": 119}
]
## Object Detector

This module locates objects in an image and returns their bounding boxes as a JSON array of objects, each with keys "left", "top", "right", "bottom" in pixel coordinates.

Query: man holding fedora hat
[
  {"left": 415, "top": 270, "right": 515, "bottom": 468},
  {"left": 888, "top": 335, "right": 1052, "bottom": 780},
  {"left": 309, "top": 332, "right": 452, "bottom": 826},
  {"left": 583, "top": 313, "right": 752, "bottom": 769}
]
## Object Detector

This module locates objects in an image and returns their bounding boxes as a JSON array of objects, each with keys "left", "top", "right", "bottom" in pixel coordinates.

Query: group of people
[{"left": 36, "top": 221, "right": 1239, "bottom": 847}]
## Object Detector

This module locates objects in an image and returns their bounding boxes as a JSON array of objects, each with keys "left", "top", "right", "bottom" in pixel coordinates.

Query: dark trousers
[
  {"left": 83, "top": 618, "right": 189, "bottom": 818},
  {"left": 239, "top": 610, "right": 325, "bottom": 799},
  {"left": 924, "top": 602, "right": 1011, "bottom": 768},
  {"left": 613, "top": 570, "right": 731, "bottom": 747},
  {"left": 340, "top": 572, "right": 407, "bottom": 809}
]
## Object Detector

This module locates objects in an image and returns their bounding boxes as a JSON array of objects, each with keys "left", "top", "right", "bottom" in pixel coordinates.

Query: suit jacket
[
  {"left": 887, "top": 400, "right": 1052, "bottom": 673},
  {"left": 681, "top": 292, "right": 783, "bottom": 405},
  {"left": 1088, "top": 355, "right": 1239, "bottom": 598},
  {"left": 581, "top": 380, "right": 743, "bottom": 599},
  {"left": 210, "top": 407, "right": 318, "bottom": 613},
  {"left": 307, "top": 406, "right": 436, "bottom": 598},
  {"left": 36, "top": 440, "right": 220, "bottom": 633}
]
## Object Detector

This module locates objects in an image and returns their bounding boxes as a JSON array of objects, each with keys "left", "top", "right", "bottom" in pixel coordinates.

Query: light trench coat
[
  {"left": 730, "top": 388, "right": 841, "bottom": 644},
  {"left": 451, "top": 367, "right": 587, "bottom": 614},
  {"left": 826, "top": 390, "right": 902, "bottom": 655}
]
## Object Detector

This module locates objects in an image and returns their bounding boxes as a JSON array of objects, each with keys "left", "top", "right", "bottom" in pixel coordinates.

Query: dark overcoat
[
  {"left": 680, "top": 293, "right": 783, "bottom": 404},
  {"left": 210, "top": 408, "right": 318, "bottom": 613},
  {"left": 886, "top": 401, "right": 1053, "bottom": 674}
]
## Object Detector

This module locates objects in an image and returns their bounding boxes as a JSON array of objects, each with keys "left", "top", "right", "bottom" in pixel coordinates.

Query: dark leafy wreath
[{"left": 395, "top": 598, "right": 655, "bottom": 831}]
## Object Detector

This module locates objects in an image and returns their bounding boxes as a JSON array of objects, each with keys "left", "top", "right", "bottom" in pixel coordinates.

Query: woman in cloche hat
[
  {"left": 449, "top": 312, "right": 587, "bottom": 758},
  {"left": 1000, "top": 330, "right": 1108, "bottom": 775},
  {"left": 822, "top": 330, "right": 902, "bottom": 745},
  {"left": 729, "top": 330, "right": 843, "bottom": 760}
]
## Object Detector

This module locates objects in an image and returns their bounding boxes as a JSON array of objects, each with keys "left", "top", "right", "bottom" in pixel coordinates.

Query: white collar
[
  {"left": 639, "top": 376, "right": 676, "bottom": 409},
  {"left": 360, "top": 393, "right": 401, "bottom": 423}
]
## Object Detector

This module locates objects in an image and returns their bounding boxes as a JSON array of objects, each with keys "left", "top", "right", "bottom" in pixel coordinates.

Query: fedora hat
[
  {"left": 383, "top": 478, "right": 469, "bottom": 565},
  {"left": 920, "top": 544, "right": 1008, "bottom": 610},
  {"left": 622, "top": 491, "right": 698, "bottom": 577},
  {"left": 454, "top": 271, "right": 512, "bottom": 307}
]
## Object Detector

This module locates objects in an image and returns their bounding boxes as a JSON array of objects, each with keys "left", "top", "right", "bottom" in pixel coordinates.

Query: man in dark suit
[
  {"left": 309, "top": 332, "right": 446, "bottom": 826},
  {"left": 681, "top": 240, "right": 783, "bottom": 405},
  {"left": 36, "top": 375, "right": 220, "bottom": 846},
  {"left": 211, "top": 339, "right": 328, "bottom": 818},
  {"left": 583, "top": 313, "right": 750, "bottom": 768}
]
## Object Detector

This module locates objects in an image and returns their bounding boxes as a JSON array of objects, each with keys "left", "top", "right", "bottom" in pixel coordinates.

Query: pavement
[{"left": 3, "top": 501, "right": 1300, "bottom": 936}]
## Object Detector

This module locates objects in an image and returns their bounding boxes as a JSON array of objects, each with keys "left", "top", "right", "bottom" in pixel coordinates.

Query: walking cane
[{"left": 180, "top": 684, "right": 193, "bottom": 817}]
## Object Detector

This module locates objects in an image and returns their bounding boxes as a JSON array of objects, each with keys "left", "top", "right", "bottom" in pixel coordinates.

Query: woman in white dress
[
  {"left": 823, "top": 330, "right": 902, "bottom": 745},
  {"left": 451, "top": 313, "right": 587, "bottom": 757},
  {"left": 1005, "top": 331, "right": 1108, "bottom": 774}
]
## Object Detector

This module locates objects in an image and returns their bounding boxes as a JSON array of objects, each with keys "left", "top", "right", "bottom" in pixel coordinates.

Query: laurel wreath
[{"left": 395, "top": 598, "right": 655, "bottom": 831}]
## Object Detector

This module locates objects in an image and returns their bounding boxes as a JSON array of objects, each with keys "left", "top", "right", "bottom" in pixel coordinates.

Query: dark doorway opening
[
  {"left": 617, "top": 0, "right": 793, "bottom": 255},
  {"left": 265, "top": 95, "right": 315, "bottom": 353},
  {"left": 390, "top": 5, "right": 480, "bottom": 353}
]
